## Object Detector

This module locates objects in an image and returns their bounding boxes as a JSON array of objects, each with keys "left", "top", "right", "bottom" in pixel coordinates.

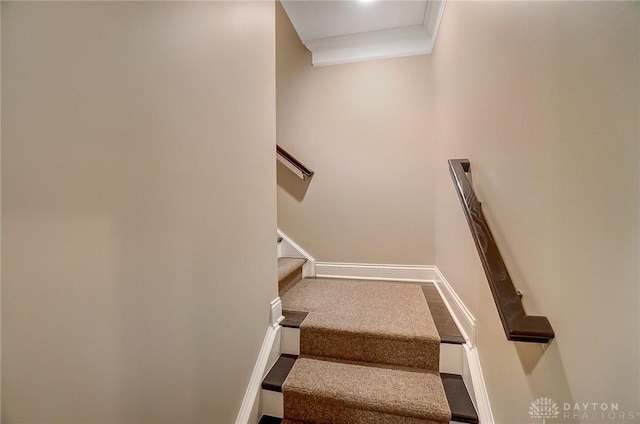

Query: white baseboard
[
  {"left": 277, "top": 229, "right": 316, "bottom": 278},
  {"left": 235, "top": 298, "right": 283, "bottom": 424},
  {"left": 434, "top": 269, "right": 493, "bottom": 424},
  {"left": 270, "top": 297, "right": 284, "bottom": 327},
  {"left": 315, "top": 262, "right": 438, "bottom": 283},
  {"left": 432, "top": 268, "right": 476, "bottom": 347},
  {"left": 463, "top": 343, "right": 494, "bottom": 424}
]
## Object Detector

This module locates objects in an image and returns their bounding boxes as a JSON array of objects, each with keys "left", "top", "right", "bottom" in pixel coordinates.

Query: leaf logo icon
[{"left": 529, "top": 397, "right": 559, "bottom": 424}]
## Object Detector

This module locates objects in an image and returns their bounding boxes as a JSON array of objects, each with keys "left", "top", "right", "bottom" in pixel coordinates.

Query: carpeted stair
[
  {"left": 278, "top": 257, "right": 306, "bottom": 296},
  {"left": 265, "top": 254, "right": 458, "bottom": 424}
]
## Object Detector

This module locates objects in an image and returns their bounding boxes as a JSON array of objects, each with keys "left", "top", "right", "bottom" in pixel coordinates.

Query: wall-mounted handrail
[
  {"left": 448, "top": 159, "right": 554, "bottom": 343},
  {"left": 277, "top": 144, "right": 314, "bottom": 180}
]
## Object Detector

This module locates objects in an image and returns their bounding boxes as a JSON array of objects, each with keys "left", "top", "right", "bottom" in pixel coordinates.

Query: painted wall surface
[
  {"left": 1, "top": 2, "right": 276, "bottom": 422},
  {"left": 276, "top": 3, "right": 435, "bottom": 265},
  {"left": 432, "top": 2, "right": 640, "bottom": 423}
]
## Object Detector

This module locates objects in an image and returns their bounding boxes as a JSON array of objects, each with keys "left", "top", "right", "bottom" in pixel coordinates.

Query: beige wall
[
  {"left": 433, "top": 1, "right": 640, "bottom": 423},
  {"left": 276, "top": 3, "right": 435, "bottom": 265},
  {"left": 1, "top": 2, "right": 276, "bottom": 422}
]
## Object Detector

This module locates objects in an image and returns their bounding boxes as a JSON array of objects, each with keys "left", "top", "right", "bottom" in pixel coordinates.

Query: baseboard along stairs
[{"left": 257, "top": 237, "right": 479, "bottom": 424}]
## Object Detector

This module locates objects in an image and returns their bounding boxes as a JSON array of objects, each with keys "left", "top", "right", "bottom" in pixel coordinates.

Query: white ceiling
[
  {"left": 283, "top": 1, "right": 429, "bottom": 41},
  {"left": 281, "top": 0, "right": 446, "bottom": 66}
]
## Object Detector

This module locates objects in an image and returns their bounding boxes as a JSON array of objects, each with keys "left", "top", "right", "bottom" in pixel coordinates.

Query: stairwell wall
[
  {"left": 432, "top": 2, "right": 640, "bottom": 423},
  {"left": 1, "top": 2, "right": 276, "bottom": 422},
  {"left": 276, "top": 2, "right": 436, "bottom": 265}
]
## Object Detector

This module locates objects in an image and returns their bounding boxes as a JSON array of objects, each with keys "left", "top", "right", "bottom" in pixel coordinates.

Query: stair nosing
[
  {"left": 441, "top": 372, "right": 479, "bottom": 424},
  {"left": 422, "top": 284, "right": 466, "bottom": 345},
  {"left": 441, "top": 335, "right": 466, "bottom": 344},
  {"left": 281, "top": 310, "right": 309, "bottom": 328},
  {"left": 261, "top": 354, "right": 298, "bottom": 393}
]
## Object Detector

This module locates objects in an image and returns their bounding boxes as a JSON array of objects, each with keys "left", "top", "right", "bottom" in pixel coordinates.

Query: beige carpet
[
  {"left": 281, "top": 278, "right": 441, "bottom": 370},
  {"left": 278, "top": 257, "right": 306, "bottom": 296}
]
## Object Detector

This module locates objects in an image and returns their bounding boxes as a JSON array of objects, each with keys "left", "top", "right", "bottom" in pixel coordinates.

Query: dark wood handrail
[
  {"left": 277, "top": 145, "right": 314, "bottom": 180},
  {"left": 448, "top": 159, "right": 554, "bottom": 343}
]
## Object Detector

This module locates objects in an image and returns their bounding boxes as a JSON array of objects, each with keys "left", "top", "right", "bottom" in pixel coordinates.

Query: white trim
[
  {"left": 307, "top": 25, "right": 432, "bottom": 67},
  {"left": 235, "top": 298, "right": 283, "bottom": 424},
  {"left": 434, "top": 268, "right": 493, "bottom": 424},
  {"left": 424, "top": 0, "right": 446, "bottom": 49},
  {"left": 270, "top": 297, "right": 284, "bottom": 327},
  {"left": 432, "top": 268, "right": 477, "bottom": 347},
  {"left": 463, "top": 343, "right": 494, "bottom": 424},
  {"left": 235, "top": 324, "right": 281, "bottom": 424},
  {"left": 276, "top": 229, "right": 316, "bottom": 278},
  {"left": 315, "top": 262, "right": 438, "bottom": 283}
]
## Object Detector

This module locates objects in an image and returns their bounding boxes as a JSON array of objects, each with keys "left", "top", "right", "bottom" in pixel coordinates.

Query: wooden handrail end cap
[{"left": 508, "top": 315, "right": 555, "bottom": 343}]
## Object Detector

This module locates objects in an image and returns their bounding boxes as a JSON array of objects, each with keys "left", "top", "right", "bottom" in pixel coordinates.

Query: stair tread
[
  {"left": 278, "top": 257, "right": 306, "bottom": 282},
  {"left": 422, "top": 285, "right": 466, "bottom": 344},
  {"left": 262, "top": 354, "right": 298, "bottom": 393},
  {"left": 283, "top": 357, "right": 451, "bottom": 423},
  {"left": 441, "top": 373, "right": 479, "bottom": 424}
]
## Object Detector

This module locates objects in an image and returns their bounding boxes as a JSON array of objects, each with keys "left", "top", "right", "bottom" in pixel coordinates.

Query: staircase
[{"left": 263, "top": 241, "right": 478, "bottom": 424}]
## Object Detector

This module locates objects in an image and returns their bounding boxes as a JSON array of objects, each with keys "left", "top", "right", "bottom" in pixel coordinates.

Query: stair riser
[
  {"left": 440, "top": 343, "right": 464, "bottom": 375},
  {"left": 279, "top": 270, "right": 303, "bottom": 296},
  {"left": 285, "top": 391, "right": 439, "bottom": 424},
  {"left": 281, "top": 327, "right": 300, "bottom": 356},
  {"left": 301, "top": 327, "right": 440, "bottom": 370},
  {"left": 261, "top": 390, "right": 283, "bottom": 418},
  {"left": 281, "top": 326, "right": 463, "bottom": 374}
]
